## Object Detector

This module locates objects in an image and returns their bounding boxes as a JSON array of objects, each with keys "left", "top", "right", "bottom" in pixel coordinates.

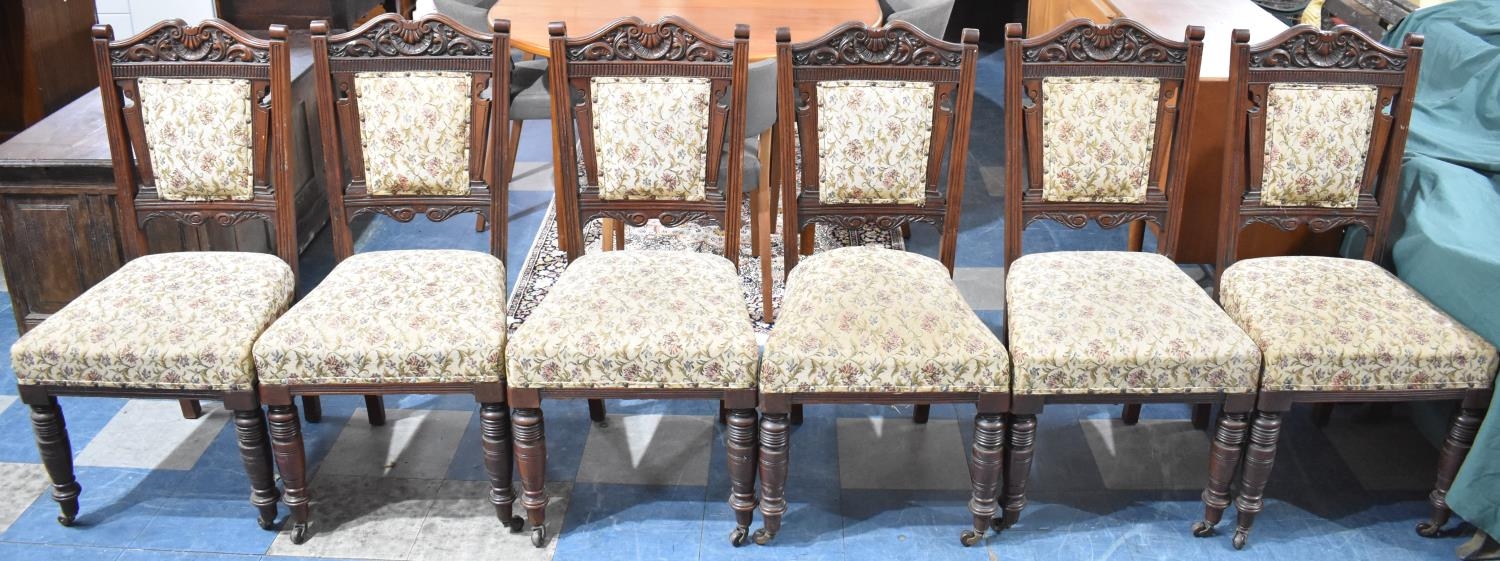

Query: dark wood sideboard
[
  {"left": 0, "top": 40, "right": 329, "bottom": 333},
  {"left": 0, "top": 0, "right": 99, "bottom": 142}
]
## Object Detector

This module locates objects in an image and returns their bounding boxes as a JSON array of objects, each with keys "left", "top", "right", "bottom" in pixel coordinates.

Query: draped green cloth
[{"left": 1381, "top": 0, "right": 1500, "bottom": 536}]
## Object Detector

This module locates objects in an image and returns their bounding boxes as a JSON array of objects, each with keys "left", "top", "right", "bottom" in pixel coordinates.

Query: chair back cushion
[
  {"left": 816, "top": 80, "right": 936, "bottom": 206},
  {"left": 591, "top": 76, "right": 713, "bottom": 201},
  {"left": 1039, "top": 76, "right": 1160, "bottom": 204},
  {"left": 137, "top": 77, "right": 256, "bottom": 201},
  {"left": 355, "top": 71, "right": 474, "bottom": 196},
  {"left": 1260, "top": 83, "right": 1378, "bottom": 208}
]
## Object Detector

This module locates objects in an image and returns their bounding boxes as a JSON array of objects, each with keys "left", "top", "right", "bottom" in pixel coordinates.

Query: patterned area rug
[{"left": 507, "top": 201, "right": 903, "bottom": 333}]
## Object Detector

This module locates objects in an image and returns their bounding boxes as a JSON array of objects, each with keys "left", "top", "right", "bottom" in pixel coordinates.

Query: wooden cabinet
[
  {"left": 0, "top": 40, "right": 328, "bottom": 334},
  {"left": 1029, "top": 0, "right": 1120, "bottom": 30},
  {"left": 0, "top": 0, "right": 99, "bottom": 142}
]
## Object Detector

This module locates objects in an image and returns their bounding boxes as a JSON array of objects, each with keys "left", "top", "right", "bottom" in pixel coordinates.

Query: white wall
[{"left": 95, "top": 0, "right": 217, "bottom": 39}]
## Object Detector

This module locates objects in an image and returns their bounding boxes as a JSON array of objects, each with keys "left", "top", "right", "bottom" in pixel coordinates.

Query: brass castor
[
  {"left": 1232, "top": 528, "right": 1248, "bottom": 550},
  {"left": 504, "top": 515, "right": 525, "bottom": 533},
  {"left": 1191, "top": 521, "right": 1215, "bottom": 537},
  {"left": 56, "top": 514, "right": 75, "bottom": 527},
  {"left": 291, "top": 522, "right": 310, "bottom": 545},
  {"left": 730, "top": 526, "right": 749, "bottom": 547},
  {"left": 1416, "top": 520, "right": 1443, "bottom": 538},
  {"left": 530, "top": 525, "right": 548, "bottom": 548},
  {"left": 960, "top": 529, "right": 983, "bottom": 547},
  {"left": 752, "top": 528, "right": 776, "bottom": 545}
]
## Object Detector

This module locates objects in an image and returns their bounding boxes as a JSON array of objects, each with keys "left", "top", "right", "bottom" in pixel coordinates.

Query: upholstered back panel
[
  {"left": 355, "top": 71, "right": 473, "bottom": 196},
  {"left": 1260, "top": 83, "right": 1377, "bottom": 208},
  {"left": 1040, "top": 76, "right": 1160, "bottom": 204},
  {"left": 590, "top": 76, "right": 713, "bottom": 201},
  {"left": 815, "top": 80, "right": 935, "bottom": 206},
  {"left": 137, "top": 77, "right": 256, "bottom": 201}
]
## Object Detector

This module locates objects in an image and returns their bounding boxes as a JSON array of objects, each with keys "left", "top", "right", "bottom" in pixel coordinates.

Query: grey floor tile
[
  {"left": 978, "top": 164, "right": 1005, "bottom": 197},
  {"left": 318, "top": 408, "right": 472, "bottom": 480},
  {"left": 1322, "top": 419, "right": 1438, "bottom": 491},
  {"left": 74, "top": 399, "right": 230, "bottom": 470},
  {"left": 0, "top": 462, "right": 48, "bottom": 532},
  {"left": 0, "top": 396, "right": 15, "bottom": 415},
  {"left": 953, "top": 267, "right": 1005, "bottom": 311},
  {"left": 408, "top": 480, "right": 571, "bottom": 561},
  {"left": 1079, "top": 418, "right": 1210, "bottom": 491},
  {"left": 508, "top": 162, "right": 554, "bottom": 192},
  {"left": 574, "top": 414, "right": 713, "bottom": 487},
  {"left": 837, "top": 417, "right": 970, "bottom": 490},
  {"left": 266, "top": 473, "right": 441, "bottom": 559}
]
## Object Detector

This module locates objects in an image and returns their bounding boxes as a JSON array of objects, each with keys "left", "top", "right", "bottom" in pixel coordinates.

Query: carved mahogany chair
[
  {"left": 250, "top": 14, "right": 518, "bottom": 544},
  {"left": 7, "top": 19, "right": 300, "bottom": 530},
  {"left": 504, "top": 17, "right": 759, "bottom": 548},
  {"left": 752, "top": 22, "right": 1007, "bottom": 547},
  {"left": 1212, "top": 26, "right": 1498, "bottom": 549},
  {"left": 999, "top": 19, "right": 1266, "bottom": 536}
]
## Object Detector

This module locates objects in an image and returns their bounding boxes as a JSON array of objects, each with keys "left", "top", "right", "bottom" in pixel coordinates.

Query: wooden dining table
[{"left": 489, "top": 0, "right": 884, "bottom": 59}]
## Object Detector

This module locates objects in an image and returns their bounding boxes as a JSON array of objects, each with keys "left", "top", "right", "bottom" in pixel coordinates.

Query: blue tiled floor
[{"left": 0, "top": 46, "right": 1474, "bottom": 561}]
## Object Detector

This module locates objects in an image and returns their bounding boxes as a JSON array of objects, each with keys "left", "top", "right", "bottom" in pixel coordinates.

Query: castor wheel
[
  {"left": 504, "top": 515, "right": 525, "bottom": 533},
  {"left": 752, "top": 528, "right": 776, "bottom": 545},
  {"left": 56, "top": 514, "right": 75, "bottom": 527},
  {"left": 291, "top": 522, "right": 309, "bottom": 545},
  {"left": 1232, "top": 528, "right": 1248, "bottom": 550},
  {"left": 1416, "top": 521, "right": 1443, "bottom": 538},
  {"left": 730, "top": 526, "right": 749, "bottom": 547},
  {"left": 530, "top": 525, "right": 548, "bottom": 548},
  {"left": 960, "top": 529, "right": 983, "bottom": 547},
  {"left": 1191, "top": 521, "right": 1215, "bottom": 537}
]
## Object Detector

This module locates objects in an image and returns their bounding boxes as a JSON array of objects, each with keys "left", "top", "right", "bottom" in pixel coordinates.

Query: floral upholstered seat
[
  {"left": 1007, "top": 252, "right": 1261, "bottom": 395},
  {"left": 1220, "top": 256, "right": 1498, "bottom": 392},
  {"left": 761, "top": 246, "right": 1009, "bottom": 394},
  {"left": 252, "top": 250, "right": 506, "bottom": 385},
  {"left": 506, "top": 250, "right": 759, "bottom": 390},
  {"left": 11, "top": 253, "right": 294, "bottom": 391}
]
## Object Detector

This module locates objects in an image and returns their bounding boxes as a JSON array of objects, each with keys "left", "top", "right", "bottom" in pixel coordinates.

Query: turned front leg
[
  {"left": 998, "top": 413, "right": 1036, "bottom": 530},
  {"left": 480, "top": 403, "right": 523, "bottom": 532},
  {"left": 754, "top": 412, "right": 790, "bottom": 545},
  {"left": 233, "top": 407, "right": 281, "bottom": 530},
  {"left": 1419, "top": 407, "right": 1484, "bottom": 537},
  {"left": 963, "top": 413, "right": 1006, "bottom": 546},
  {"left": 267, "top": 404, "right": 311, "bottom": 544},
  {"left": 1195, "top": 410, "right": 1248, "bottom": 537},
  {"left": 512, "top": 407, "right": 549, "bottom": 548},
  {"left": 725, "top": 408, "right": 758, "bottom": 546},
  {"left": 30, "top": 400, "right": 81, "bottom": 526},
  {"left": 1232, "top": 410, "right": 1283, "bottom": 550}
]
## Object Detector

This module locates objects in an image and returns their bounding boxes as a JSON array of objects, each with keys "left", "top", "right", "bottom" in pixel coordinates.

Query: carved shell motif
[
  {"left": 1022, "top": 24, "right": 1187, "bottom": 64},
  {"left": 793, "top": 28, "right": 961, "bottom": 67},
  {"left": 1251, "top": 29, "right": 1406, "bottom": 70},
  {"left": 568, "top": 23, "right": 733, "bottom": 62},
  {"left": 111, "top": 24, "right": 268, "bottom": 63},
  {"left": 330, "top": 20, "right": 494, "bottom": 57}
]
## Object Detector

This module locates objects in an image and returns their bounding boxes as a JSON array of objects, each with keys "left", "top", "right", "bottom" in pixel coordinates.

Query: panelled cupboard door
[{"left": 0, "top": 193, "right": 123, "bottom": 332}]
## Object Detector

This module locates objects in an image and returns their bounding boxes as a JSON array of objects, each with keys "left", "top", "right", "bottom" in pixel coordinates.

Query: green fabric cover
[{"left": 1382, "top": 0, "right": 1500, "bottom": 536}]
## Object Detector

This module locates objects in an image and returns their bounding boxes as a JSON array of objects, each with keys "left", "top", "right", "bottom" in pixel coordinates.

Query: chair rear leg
[{"left": 364, "top": 395, "right": 386, "bottom": 426}]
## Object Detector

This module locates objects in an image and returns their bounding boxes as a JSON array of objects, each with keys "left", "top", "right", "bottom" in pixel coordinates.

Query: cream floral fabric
[
  {"left": 1007, "top": 252, "right": 1261, "bottom": 395},
  {"left": 1040, "top": 77, "right": 1160, "bottom": 204},
  {"left": 1220, "top": 256, "right": 1498, "bottom": 392},
  {"left": 507, "top": 250, "right": 759, "bottom": 389},
  {"left": 11, "top": 253, "right": 293, "bottom": 391},
  {"left": 760, "top": 246, "right": 1009, "bottom": 393},
  {"left": 591, "top": 77, "right": 711, "bottom": 201},
  {"left": 356, "top": 71, "right": 473, "bottom": 196},
  {"left": 816, "top": 81, "right": 934, "bottom": 206},
  {"left": 137, "top": 78, "right": 256, "bottom": 201},
  {"left": 1261, "top": 84, "right": 1377, "bottom": 208},
  {"left": 253, "top": 250, "right": 505, "bottom": 385}
]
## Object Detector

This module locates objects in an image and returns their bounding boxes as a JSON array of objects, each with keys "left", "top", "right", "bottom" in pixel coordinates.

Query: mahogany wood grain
[{"left": 490, "top": 0, "right": 881, "bottom": 60}]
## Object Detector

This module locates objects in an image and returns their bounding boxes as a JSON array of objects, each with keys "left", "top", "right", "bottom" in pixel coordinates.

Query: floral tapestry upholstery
[
  {"left": 590, "top": 77, "right": 711, "bottom": 201},
  {"left": 507, "top": 250, "right": 758, "bottom": 389},
  {"left": 11, "top": 253, "right": 294, "bottom": 391},
  {"left": 137, "top": 78, "right": 256, "bottom": 201},
  {"left": 760, "top": 246, "right": 1009, "bottom": 394},
  {"left": 1220, "top": 256, "right": 1498, "bottom": 392},
  {"left": 1007, "top": 252, "right": 1261, "bottom": 395},
  {"left": 355, "top": 71, "right": 473, "bottom": 196},
  {"left": 253, "top": 250, "right": 505, "bottom": 385},
  {"left": 1040, "top": 77, "right": 1160, "bottom": 203},
  {"left": 1260, "top": 83, "right": 1378, "bottom": 208},
  {"left": 816, "top": 80, "right": 934, "bottom": 206}
]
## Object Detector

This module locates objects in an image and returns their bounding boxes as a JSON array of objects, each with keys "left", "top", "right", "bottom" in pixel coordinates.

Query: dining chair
[
  {"left": 251, "top": 14, "right": 517, "bottom": 544},
  {"left": 1212, "top": 25, "right": 1498, "bottom": 550},
  {"left": 753, "top": 21, "right": 1008, "bottom": 547},
  {"left": 8, "top": 19, "right": 299, "bottom": 531},
  {"left": 504, "top": 16, "right": 759, "bottom": 548},
  {"left": 999, "top": 18, "right": 1266, "bottom": 536}
]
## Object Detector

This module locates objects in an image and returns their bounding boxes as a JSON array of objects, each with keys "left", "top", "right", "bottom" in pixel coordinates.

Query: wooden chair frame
[
  {"left": 754, "top": 21, "right": 1003, "bottom": 548},
  {"left": 259, "top": 13, "right": 517, "bottom": 545},
  {"left": 16, "top": 18, "right": 297, "bottom": 533},
  {"left": 998, "top": 18, "right": 1239, "bottom": 537},
  {"left": 507, "top": 16, "right": 754, "bottom": 549},
  {"left": 1210, "top": 26, "right": 1489, "bottom": 550}
]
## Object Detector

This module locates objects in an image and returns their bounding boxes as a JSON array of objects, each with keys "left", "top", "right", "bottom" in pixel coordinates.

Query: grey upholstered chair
[{"left": 882, "top": 0, "right": 954, "bottom": 38}]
